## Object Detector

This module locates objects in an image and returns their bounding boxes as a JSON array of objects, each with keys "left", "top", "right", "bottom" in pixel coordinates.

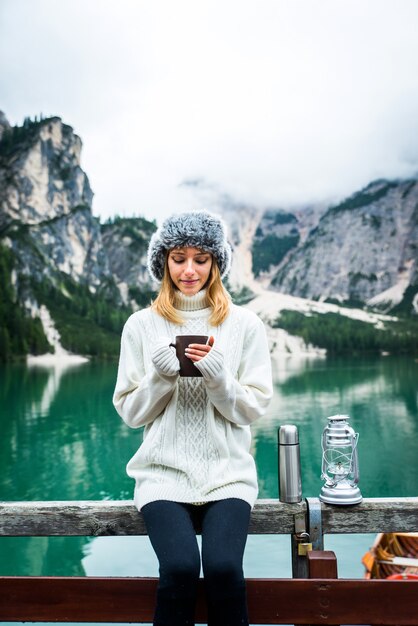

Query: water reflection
[
  {"left": 0, "top": 536, "right": 87, "bottom": 576},
  {"left": 25, "top": 360, "right": 88, "bottom": 419},
  {"left": 0, "top": 361, "right": 138, "bottom": 502}
]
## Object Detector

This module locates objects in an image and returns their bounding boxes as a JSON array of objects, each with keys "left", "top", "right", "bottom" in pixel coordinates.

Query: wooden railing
[{"left": 1, "top": 497, "right": 418, "bottom": 624}]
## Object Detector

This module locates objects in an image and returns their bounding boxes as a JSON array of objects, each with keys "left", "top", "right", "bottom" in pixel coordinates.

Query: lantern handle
[
  {"left": 351, "top": 431, "right": 360, "bottom": 485},
  {"left": 320, "top": 429, "right": 328, "bottom": 479}
]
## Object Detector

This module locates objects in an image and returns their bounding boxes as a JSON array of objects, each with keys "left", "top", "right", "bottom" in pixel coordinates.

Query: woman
[{"left": 113, "top": 211, "right": 273, "bottom": 626}]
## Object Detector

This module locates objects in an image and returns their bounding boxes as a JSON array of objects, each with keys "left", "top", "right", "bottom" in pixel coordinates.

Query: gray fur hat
[{"left": 147, "top": 211, "right": 232, "bottom": 282}]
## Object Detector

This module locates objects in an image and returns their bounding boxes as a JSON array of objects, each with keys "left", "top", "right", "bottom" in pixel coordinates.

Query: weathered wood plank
[
  {"left": 0, "top": 500, "right": 147, "bottom": 537},
  {"left": 1, "top": 576, "right": 417, "bottom": 624},
  {"left": 1, "top": 498, "right": 417, "bottom": 536},
  {"left": 0, "top": 499, "right": 305, "bottom": 536},
  {"left": 321, "top": 497, "right": 418, "bottom": 534}
]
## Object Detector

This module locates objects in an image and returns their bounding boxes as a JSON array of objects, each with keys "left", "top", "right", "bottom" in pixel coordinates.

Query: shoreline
[{"left": 26, "top": 353, "right": 89, "bottom": 367}]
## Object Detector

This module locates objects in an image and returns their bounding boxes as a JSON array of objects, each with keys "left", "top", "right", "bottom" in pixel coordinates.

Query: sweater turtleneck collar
[{"left": 174, "top": 289, "right": 209, "bottom": 312}]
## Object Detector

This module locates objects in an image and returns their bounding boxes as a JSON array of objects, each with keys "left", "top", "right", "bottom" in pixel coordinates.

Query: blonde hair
[{"left": 151, "top": 256, "right": 231, "bottom": 326}]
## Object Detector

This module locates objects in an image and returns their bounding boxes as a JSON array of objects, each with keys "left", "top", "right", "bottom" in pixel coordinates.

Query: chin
[
  {"left": 182, "top": 288, "right": 199, "bottom": 295},
  {"left": 179, "top": 283, "right": 201, "bottom": 294}
]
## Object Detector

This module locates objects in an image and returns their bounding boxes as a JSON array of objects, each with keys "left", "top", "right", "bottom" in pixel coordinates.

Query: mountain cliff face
[
  {"left": 101, "top": 216, "right": 157, "bottom": 307},
  {"left": 0, "top": 115, "right": 104, "bottom": 291},
  {"left": 269, "top": 179, "right": 418, "bottom": 312},
  {"left": 188, "top": 178, "right": 417, "bottom": 314},
  {"left": 0, "top": 113, "right": 156, "bottom": 359}
]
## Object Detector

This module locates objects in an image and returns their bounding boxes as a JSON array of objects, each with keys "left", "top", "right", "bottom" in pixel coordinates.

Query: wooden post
[
  {"left": 307, "top": 551, "right": 338, "bottom": 626},
  {"left": 307, "top": 551, "right": 338, "bottom": 579}
]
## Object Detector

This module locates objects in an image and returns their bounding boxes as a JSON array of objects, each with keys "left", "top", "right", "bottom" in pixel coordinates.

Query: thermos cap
[{"left": 279, "top": 424, "right": 299, "bottom": 445}]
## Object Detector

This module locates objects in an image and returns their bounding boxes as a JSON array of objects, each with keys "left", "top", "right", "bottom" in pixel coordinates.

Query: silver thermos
[{"left": 278, "top": 425, "right": 302, "bottom": 503}]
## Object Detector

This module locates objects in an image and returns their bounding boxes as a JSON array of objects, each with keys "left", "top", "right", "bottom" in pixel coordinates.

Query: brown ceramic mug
[{"left": 170, "top": 335, "right": 209, "bottom": 377}]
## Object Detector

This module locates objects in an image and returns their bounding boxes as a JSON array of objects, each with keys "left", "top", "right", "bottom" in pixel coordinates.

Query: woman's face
[{"left": 167, "top": 247, "right": 213, "bottom": 296}]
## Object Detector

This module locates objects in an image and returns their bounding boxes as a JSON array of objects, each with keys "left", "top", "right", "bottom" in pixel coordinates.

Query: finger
[
  {"left": 185, "top": 338, "right": 215, "bottom": 362},
  {"left": 185, "top": 352, "right": 206, "bottom": 362},
  {"left": 185, "top": 348, "right": 208, "bottom": 359},
  {"left": 185, "top": 344, "right": 210, "bottom": 362},
  {"left": 186, "top": 343, "right": 211, "bottom": 352}
]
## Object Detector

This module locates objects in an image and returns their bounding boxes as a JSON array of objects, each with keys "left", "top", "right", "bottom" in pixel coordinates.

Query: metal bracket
[
  {"left": 294, "top": 511, "right": 307, "bottom": 536},
  {"left": 291, "top": 510, "right": 309, "bottom": 578},
  {"left": 306, "top": 497, "right": 324, "bottom": 550}
]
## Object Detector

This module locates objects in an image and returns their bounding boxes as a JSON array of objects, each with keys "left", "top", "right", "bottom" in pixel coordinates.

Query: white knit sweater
[{"left": 113, "top": 290, "right": 273, "bottom": 511}]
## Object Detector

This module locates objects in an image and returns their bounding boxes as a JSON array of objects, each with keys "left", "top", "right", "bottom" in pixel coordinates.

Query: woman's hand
[
  {"left": 185, "top": 336, "right": 215, "bottom": 362},
  {"left": 151, "top": 341, "right": 180, "bottom": 377}
]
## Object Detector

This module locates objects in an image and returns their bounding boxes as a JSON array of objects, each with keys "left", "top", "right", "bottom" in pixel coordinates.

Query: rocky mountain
[
  {"left": 0, "top": 112, "right": 417, "bottom": 361},
  {"left": 101, "top": 216, "right": 156, "bottom": 308},
  {"left": 0, "top": 113, "right": 156, "bottom": 360},
  {"left": 270, "top": 179, "right": 418, "bottom": 313},
  {"left": 184, "top": 177, "right": 417, "bottom": 315},
  {"left": 1, "top": 115, "right": 105, "bottom": 291}
]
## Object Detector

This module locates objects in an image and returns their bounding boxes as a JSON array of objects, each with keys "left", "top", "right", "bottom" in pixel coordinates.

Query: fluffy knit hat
[{"left": 147, "top": 211, "right": 232, "bottom": 282}]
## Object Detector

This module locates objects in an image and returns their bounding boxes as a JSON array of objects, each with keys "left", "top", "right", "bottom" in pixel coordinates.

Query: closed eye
[{"left": 170, "top": 256, "right": 210, "bottom": 264}]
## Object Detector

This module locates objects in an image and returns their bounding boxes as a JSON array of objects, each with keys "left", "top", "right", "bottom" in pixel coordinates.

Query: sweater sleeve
[
  {"left": 113, "top": 321, "right": 178, "bottom": 429},
  {"left": 194, "top": 315, "right": 273, "bottom": 426}
]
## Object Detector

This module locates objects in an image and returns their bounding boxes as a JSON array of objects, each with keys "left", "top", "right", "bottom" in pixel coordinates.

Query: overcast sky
[{"left": 1, "top": 0, "right": 418, "bottom": 223}]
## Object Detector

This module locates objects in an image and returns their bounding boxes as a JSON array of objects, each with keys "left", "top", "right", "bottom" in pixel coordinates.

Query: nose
[{"left": 184, "top": 260, "right": 196, "bottom": 276}]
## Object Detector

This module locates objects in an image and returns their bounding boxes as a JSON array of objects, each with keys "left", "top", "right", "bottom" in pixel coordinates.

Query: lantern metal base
[{"left": 319, "top": 482, "right": 362, "bottom": 506}]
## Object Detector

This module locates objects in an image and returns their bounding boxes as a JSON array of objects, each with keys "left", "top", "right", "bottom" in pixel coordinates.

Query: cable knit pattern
[{"left": 113, "top": 290, "right": 273, "bottom": 510}]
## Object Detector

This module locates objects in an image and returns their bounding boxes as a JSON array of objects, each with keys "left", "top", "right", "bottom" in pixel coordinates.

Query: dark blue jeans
[{"left": 141, "top": 498, "right": 251, "bottom": 626}]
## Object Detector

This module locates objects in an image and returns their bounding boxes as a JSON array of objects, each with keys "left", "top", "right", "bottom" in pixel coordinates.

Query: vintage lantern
[{"left": 319, "top": 414, "right": 362, "bottom": 505}]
